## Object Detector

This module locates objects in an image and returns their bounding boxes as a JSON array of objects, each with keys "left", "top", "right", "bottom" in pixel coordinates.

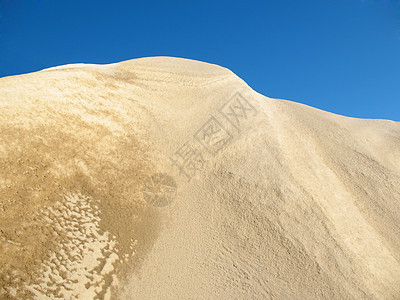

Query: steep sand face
[{"left": 0, "top": 57, "right": 399, "bottom": 299}]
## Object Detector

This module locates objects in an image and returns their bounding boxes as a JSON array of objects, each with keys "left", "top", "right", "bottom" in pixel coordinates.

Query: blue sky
[{"left": 0, "top": 0, "right": 399, "bottom": 121}]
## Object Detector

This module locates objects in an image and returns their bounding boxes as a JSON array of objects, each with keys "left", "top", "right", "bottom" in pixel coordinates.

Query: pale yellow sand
[{"left": 0, "top": 57, "right": 399, "bottom": 299}]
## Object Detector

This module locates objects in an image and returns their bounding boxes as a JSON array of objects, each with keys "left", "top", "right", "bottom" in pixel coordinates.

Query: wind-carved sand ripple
[
  {"left": 28, "top": 192, "right": 120, "bottom": 299},
  {"left": 2, "top": 192, "right": 125, "bottom": 299}
]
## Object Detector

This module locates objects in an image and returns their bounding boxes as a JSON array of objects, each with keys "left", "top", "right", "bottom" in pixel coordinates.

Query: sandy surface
[{"left": 0, "top": 57, "right": 399, "bottom": 299}]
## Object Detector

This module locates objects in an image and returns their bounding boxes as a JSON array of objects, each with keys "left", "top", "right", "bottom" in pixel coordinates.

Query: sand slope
[{"left": 0, "top": 57, "right": 399, "bottom": 299}]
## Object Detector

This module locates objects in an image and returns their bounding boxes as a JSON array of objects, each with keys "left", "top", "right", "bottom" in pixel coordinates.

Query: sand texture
[{"left": 0, "top": 57, "right": 399, "bottom": 299}]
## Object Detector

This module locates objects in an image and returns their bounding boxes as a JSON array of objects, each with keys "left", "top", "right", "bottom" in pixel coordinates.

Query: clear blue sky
[{"left": 1, "top": 0, "right": 399, "bottom": 121}]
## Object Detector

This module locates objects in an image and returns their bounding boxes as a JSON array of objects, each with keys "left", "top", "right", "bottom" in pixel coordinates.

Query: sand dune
[{"left": 0, "top": 57, "right": 399, "bottom": 299}]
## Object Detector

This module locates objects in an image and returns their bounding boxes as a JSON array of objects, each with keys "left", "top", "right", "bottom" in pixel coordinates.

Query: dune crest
[{"left": 0, "top": 57, "right": 399, "bottom": 299}]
